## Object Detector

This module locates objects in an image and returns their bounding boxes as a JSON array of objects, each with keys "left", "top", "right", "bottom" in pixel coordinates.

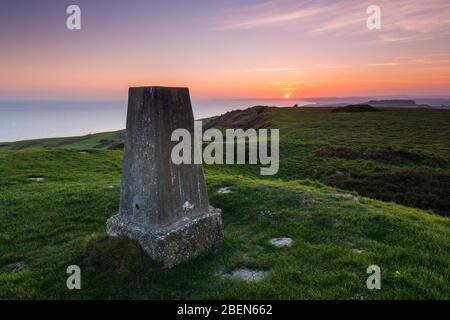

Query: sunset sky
[{"left": 1, "top": 0, "right": 449, "bottom": 100}]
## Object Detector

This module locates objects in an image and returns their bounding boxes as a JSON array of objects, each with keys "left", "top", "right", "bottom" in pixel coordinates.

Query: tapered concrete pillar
[{"left": 107, "top": 86, "right": 223, "bottom": 268}]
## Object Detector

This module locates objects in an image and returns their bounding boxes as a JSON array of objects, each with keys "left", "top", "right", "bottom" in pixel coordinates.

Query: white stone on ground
[
  {"left": 217, "top": 187, "right": 232, "bottom": 194},
  {"left": 28, "top": 177, "right": 45, "bottom": 182},
  {"left": 4, "top": 261, "right": 26, "bottom": 273},
  {"left": 269, "top": 237, "right": 293, "bottom": 247},
  {"left": 352, "top": 248, "right": 365, "bottom": 254},
  {"left": 227, "top": 268, "right": 269, "bottom": 281},
  {"left": 330, "top": 192, "right": 359, "bottom": 201}
]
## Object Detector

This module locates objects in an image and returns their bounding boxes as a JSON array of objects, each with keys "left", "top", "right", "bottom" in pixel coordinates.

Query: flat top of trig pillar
[{"left": 129, "top": 86, "right": 189, "bottom": 90}]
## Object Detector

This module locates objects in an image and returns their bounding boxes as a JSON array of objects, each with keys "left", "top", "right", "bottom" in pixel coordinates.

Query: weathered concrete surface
[{"left": 107, "top": 86, "right": 223, "bottom": 268}]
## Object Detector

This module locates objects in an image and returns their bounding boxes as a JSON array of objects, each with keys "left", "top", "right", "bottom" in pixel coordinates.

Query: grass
[
  {"left": 3, "top": 107, "right": 449, "bottom": 214},
  {"left": 271, "top": 107, "right": 450, "bottom": 215},
  {"left": 0, "top": 131, "right": 124, "bottom": 150},
  {"left": 0, "top": 107, "right": 449, "bottom": 299}
]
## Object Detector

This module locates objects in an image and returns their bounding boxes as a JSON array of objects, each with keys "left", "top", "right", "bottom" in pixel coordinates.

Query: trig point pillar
[{"left": 106, "top": 86, "right": 223, "bottom": 268}]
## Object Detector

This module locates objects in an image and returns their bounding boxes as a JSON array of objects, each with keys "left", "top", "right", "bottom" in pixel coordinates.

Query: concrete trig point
[{"left": 107, "top": 86, "right": 223, "bottom": 268}]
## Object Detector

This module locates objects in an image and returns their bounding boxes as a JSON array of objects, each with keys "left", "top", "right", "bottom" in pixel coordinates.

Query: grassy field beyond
[
  {"left": 0, "top": 148, "right": 449, "bottom": 299},
  {"left": 0, "top": 107, "right": 449, "bottom": 299},
  {"left": 272, "top": 107, "right": 450, "bottom": 215},
  {"left": 2, "top": 107, "right": 449, "bottom": 215}
]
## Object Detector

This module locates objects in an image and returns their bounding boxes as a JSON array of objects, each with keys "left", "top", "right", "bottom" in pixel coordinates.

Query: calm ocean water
[{"left": 0, "top": 99, "right": 312, "bottom": 142}]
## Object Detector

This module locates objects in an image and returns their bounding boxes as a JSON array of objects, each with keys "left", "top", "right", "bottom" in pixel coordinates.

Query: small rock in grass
[
  {"left": 269, "top": 237, "right": 293, "bottom": 247},
  {"left": 4, "top": 261, "right": 26, "bottom": 273},
  {"left": 79, "top": 151, "right": 88, "bottom": 155},
  {"left": 217, "top": 187, "right": 232, "bottom": 194},
  {"left": 28, "top": 177, "right": 45, "bottom": 182},
  {"left": 330, "top": 192, "right": 359, "bottom": 201},
  {"left": 259, "top": 209, "right": 272, "bottom": 216},
  {"left": 227, "top": 268, "right": 269, "bottom": 281},
  {"left": 351, "top": 248, "right": 365, "bottom": 254}
]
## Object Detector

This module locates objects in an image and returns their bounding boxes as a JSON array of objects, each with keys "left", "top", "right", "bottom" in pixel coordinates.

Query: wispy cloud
[
  {"left": 213, "top": 0, "right": 333, "bottom": 30},
  {"left": 368, "top": 54, "right": 450, "bottom": 67},
  {"left": 368, "top": 62, "right": 400, "bottom": 67},
  {"left": 376, "top": 1, "right": 450, "bottom": 42},
  {"left": 219, "top": 7, "right": 326, "bottom": 30},
  {"left": 248, "top": 67, "right": 297, "bottom": 72},
  {"left": 317, "top": 64, "right": 352, "bottom": 69},
  {"left": 211, "top": 0, "right": 450, "bottom": 43}
]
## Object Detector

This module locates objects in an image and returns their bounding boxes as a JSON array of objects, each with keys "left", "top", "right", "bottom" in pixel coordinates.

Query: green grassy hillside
[
  {"left": 271, "top": 107, "right": 450, "bottom": 216},
  {"left": 3, "top": 107, "right": 449, "bottom": 215},
  {"left": 0, "top": 106, "right": 449, "bottom": 299},
  {"left": 0, "top": 130, "right": 124, "bottom": 150}
]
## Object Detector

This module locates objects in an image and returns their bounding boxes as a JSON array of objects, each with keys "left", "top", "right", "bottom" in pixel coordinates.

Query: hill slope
[
  {"left": 1, "top": 107, "right": 450, "bottom": 215},
  {"left": 0, "top": 106, "right": 449, "bottom": 299},
  {"left": 0, "top": 148, "right": 448, "bottom": 299},
  {"left": 269, "top": 107, "right": 450, "bottom": 216},
  {"left": 0, "top": 130, "right": 124, "bottom": 150}
]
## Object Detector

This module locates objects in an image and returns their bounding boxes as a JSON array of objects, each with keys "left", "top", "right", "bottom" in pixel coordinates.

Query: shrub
[
  {"left": 332, "top": 104, "right": 379, "bottom": 112},
  {"left": 331, "top": 169, "right": 450, "bottom": 216},
  {"left": 315, "top": 146, "right": 359, "bottom": 159}
]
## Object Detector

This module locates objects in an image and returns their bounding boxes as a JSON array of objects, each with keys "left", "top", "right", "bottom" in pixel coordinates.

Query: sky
[{"left": 0, "top": 0, "right": 449, "bottom": 100}]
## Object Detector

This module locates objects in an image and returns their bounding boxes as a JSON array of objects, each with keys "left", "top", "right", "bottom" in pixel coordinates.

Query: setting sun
[{"left": 284, "top": 93, "right": 291, "bottom": 99}]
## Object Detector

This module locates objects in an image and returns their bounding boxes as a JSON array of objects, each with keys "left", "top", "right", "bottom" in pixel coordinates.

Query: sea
[{"left": 0, "top": 98, "right": 313, "bottom": 142}]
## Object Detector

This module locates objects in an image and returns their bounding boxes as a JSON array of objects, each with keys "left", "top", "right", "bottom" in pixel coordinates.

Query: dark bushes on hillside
[
  {"left": 315, "top": 146, "right": 359, "bottom": 159},
  {"left": 331, "top": 169, "right": 450, "bottom": 216},
  {"left": 332, "top": 104, "right": 379, "bottom": 112},
  {"left": 316, "top": 146, "right": 446, "bottom": 166},
  {"left": 362, "top": 149, "right": 421, "bottom": 163}
]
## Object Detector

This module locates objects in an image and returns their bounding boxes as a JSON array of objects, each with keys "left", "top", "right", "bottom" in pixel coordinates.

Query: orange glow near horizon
[
  {"left": 0, "top": 1, "right": 449, "bottom": 100},
  {"left": 1, "top": 57, "right": 449, "bottom": 100}
]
